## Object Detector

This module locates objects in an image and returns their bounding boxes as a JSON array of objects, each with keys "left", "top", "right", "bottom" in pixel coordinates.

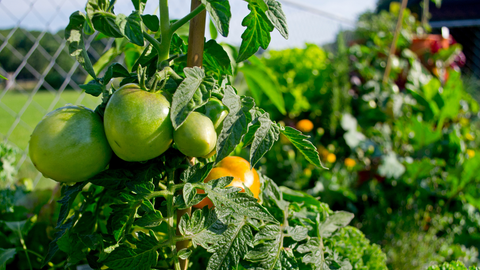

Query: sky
[{"left": 0, "top": 0, "right": 377, "bottom": 49}]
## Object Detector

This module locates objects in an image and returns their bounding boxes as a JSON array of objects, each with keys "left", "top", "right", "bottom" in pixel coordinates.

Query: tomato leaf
[
  {"left": 178, "top": 207, "right": 229, "bottom": 247},
  {"left": 318, "top": 211, "right": 354, "bottom": 238},
  {"left": 57, "top": 182, "right": 88, "bottom": 227},
  {"left": 107, "top": 204, "right": 134, "bottom": 242},
  {"left": 249, "top": 112, "right": 280, "bottom": 168},
  {"left": 117, "top": 11, "right": 145, "bottom": 46},
  {"left": 131, "top": 0, "right": 147, "bottom": 13},
  {"left": 0, "top": 248, "right": 16, "bottom": 269},
  {"left": 103, "top": 63, "right": 131, "bottom": 83},
  {"left": 65, "top": 11, "right": 97, "bottom": 80},
  {"left": 171, "top": 67, "right": 215, "bottom": 130},
  {"left": 206, "top": 219, "right": 253, "bottom": 270},
  {"left": 142, "top": 14, "right": 160, "bottom": 32},
  {"left": 134, "top": 210, "right": 164, "bottom": 227},
  {"left": 80, "top": 80, "right": 104, "bottom": 97},
  {"left": 201, "top": 177, "right": 277, "bottom": 223},
  {"left": 264, "top": 0, "right": 288, "bottom": 39},
  {"left": 201, "top": 0, "right": 231, "bottom": 37},
  {"left": 103, "top": 245, "right": 158, "bottom": 270},
  {"left": 203, "top": 39, "right": 233, "bottom": 77},
  {"left": 280, "top": 126, "right": 326, "bottom": 169},
  {"left": 89, "top": 169, "right": 132, "bottom": 190},
  {"left": 244, "top": 224, "right": 299, "bottom": 269},
  {"left": 57, "top": 231, "right": 88, "bottom": 267},
  {"left": 180, "top": 162, "right": 214, "bottom": 183},
  {"left": 237, "top": 3, "right": 273, "bottom": 62},
  {"left": 92, "top": 13, "right": 124, "bottom": 38},
  {"left": 43, "top": 216, "right": 76, "bottom": 267},
  {"left": 215, "top": 86, "right": 254, "bottom": 164}
]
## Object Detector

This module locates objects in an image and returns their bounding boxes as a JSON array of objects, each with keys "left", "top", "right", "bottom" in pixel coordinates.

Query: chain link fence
[{"left": 0, "top": 0, "right": 356, "bottom": 188}]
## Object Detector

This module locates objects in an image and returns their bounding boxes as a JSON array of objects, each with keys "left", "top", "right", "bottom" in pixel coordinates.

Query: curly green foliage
[
  {"left": 327, "top": 226, "right": 387, "bottom": 270},
  {"left": 428, "top": 261, "right": 480, "bottom": 270}
]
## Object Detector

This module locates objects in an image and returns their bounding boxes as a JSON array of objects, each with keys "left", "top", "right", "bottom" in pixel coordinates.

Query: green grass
[{"left": 0, "top": 90, "right": 100, "bottom": 188}]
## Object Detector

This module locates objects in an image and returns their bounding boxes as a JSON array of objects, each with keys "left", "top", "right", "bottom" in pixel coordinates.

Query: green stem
[
  {"left": 170, "top": 4, "right": 206, "bottom": 34},
  {"left": 16, "top": 248, "right": 44, "bottom": 261},
  {"left": 19, "top": 236, "right": 33, "bottom": 270},
  {"left": 158, "top": 0, "right": 172, "bottom": 64},
  {"left": 143, "top": 33, "right": 163, "bottom": 55},
  {"left": 167, "top": 170, "right": 181, "bottom": 270},
  {"left": 147, "top": 190, "right": 169, "bottom": 199}
]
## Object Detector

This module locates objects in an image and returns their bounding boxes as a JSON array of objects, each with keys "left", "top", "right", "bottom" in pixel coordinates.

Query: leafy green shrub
[{"left": 428, "top": 261, "right": 480, "bottom": 270}]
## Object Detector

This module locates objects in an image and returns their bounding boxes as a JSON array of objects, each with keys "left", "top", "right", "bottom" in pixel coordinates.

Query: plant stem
[
  {"left": 158, "top": 0, "right": 172, "bottom": 64},
  {"left": 167, "top": 170, "right": 181, "bottom": 270},
  {"left": 19, "top": 236, "right": 33, "bottom": 270},
  {"left": 170, "top": 4, "right": 206, "bottom": 35},
  {"left": 382, "top": 0, "right": 409, "bottom": 85}
]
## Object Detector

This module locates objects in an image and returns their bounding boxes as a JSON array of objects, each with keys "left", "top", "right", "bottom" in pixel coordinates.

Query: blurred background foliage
[{"left": 238, "top": 2, "right": 480, "bottom": 269}]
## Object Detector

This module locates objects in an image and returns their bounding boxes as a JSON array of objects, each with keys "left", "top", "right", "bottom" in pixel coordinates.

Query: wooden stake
[
  {"left": 176, "top": 1, "right": 206, "bottom": 269},
  {"left": 382, "top": 0, "right": 409, "bottom": 85}
]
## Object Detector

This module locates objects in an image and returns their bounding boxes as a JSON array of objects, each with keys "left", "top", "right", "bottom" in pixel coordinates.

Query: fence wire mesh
[{"left": 0, "top": 0, "right": 356, "bottom": 188}]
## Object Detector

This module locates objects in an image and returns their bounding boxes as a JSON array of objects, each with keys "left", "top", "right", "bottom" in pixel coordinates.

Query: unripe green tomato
[
  {"left": 199, "top": 98, "right": 228, "bottom": 134},
  {"left": 174, "top": 112, "right": 217, "bottom": 157},
  {"left": 29, "top": 105, "right": 112, "bottom": 182},
  {"left": 104, "top": 84, "right": 173, "bottom": 162}
]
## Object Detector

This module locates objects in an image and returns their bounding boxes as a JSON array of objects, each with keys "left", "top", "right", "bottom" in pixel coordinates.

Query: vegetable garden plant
[{"left": 18, "top": 0, "right": 392, "bottom": 269}]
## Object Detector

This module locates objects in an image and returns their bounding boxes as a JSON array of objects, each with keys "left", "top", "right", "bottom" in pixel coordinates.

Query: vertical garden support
[{"left": 176, "top": 1, "right": 207, "bottom": 269}]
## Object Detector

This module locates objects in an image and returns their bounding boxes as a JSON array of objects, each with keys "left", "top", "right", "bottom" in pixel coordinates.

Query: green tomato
[
  {"left": 104, "top": 84, "right": 173, "bottom": 162},
  {"left": 174, "top": 112, "right": 217, "bottom": 157},
  {"left": 29, "top": 105, "right": 112, "bottom": 182},
  {"left": 199, "top": 98, "right": 228, "bottom": 134}
]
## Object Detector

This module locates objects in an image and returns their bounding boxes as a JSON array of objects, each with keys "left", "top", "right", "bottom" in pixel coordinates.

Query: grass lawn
[{"left": 0, "top": 89, "right": 100, "bottom": 189}]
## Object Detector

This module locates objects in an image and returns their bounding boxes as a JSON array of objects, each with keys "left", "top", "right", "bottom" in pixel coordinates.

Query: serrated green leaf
[
  {"left": 142, "top": 14, "right": 159, "bottom": 32},
  {"left": 178, "top": 248, "right": 192, "bottom": 260},
  {"left": 287, "top": 226, "right": 308, "bottom": 241},
  {"left": 204, "top": 39, "right": 233, "bottom": 77},
  {"left": 126, "top": 181, "right": 154, "bottom": 195},
  {"left": 215, "top": 86, "right": 254, "bottom": 163},
  {"left": 297, "top": 237, "right": 324, "bottom": 268},
  {"left": 65, "top": 11, "right": 97, "bottom": 80},
  {"left": 89, "top": 169, "right": 132, "bottom": 190},
  {"left": 107, "top": 204, "right": 134, "bottom": 242},
  {"left": 171, "top": 67, "right": 214, "bottom": 129},
  {"left": 135, "top": 210, "right": 164, "bottom": 227},
  {"left": 281, "top": 126, "right": 326, "bottom": 169},
  {"left": 237, "top": 3, "right": 273, "bottom": 62},
  {"left": 0, "top": 248, "right": 16, "bottom": 270},
  {"left": 78, "top": 234, "right": 103, "bottom": 250},
  {"left": 245, "top": 223, "right": 300, "bottom": 269},
  {"left": 57, "top": 182, "right": 87, "bottom": 227},
  {"left": 117, "top": 11, "right": 145, "bottom": 46},
  {"left": 264, "top": 0, "right": 288, "bottom": 39},
  {"left": 183, "top": 183, "right": 197, "bottom": 206},
  {"left": 72, "top": 211, "right": 96, "bottom": 235},
  {"left": 85, "top": 47, "right": 121, "bottom": 84},
  {"left": 180, "top": 162, "right": 214, "bottom": 183},
  {"left": 57, "top": 231, "right": 87, "bottom": 267},
  {"left": 207, "top": 218, "right": 253, "bottom": 270},
  {"left": 318, "top": 211, "right": 354, "bottom": 238},
  {"left": 202, "top": 179, "right": 277, "bottom": 223},
  {"left": 43, "top": 216, "right": 76, "bottom": 267},
  {"left": 104, "top": 246, "right": 158, "bottom": 270},
  {"left": 249, "top": 112, "right": 279, "bottom": 168},
  {"left": 179, "top": 207, "right": 231, "bottom": 247},
  {"left": 103, "top": 63, "right": 130, "bottom": 83},
  {"left": 92, "top": 12, "right": 123, "bottom": 38},
  {"left": 201, "top": 0, "right": 231, "bottom": 37},
  {"left": 80, "top": 80, "right": 104, "bottom": 96}
]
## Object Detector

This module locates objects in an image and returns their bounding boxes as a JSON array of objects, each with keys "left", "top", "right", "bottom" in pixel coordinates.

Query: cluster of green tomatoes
[{"left": 29, "top": 84, "right": 227, "bottom": 183}]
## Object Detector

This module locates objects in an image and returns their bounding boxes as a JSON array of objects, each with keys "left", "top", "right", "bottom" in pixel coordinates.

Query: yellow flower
[
  {"left": 467, "top": 149, "right": 475, "bottom": 158},
  {"left": 326, "top": 153, "right": 336, "bottom": 163},
  {"left": 303, "top": 168, "right": 312, "bottom": 178},
  {"left": 465, "top": 133, "right": 474, "bottom": 141},
  {"left": 296, "top": 119, "right": 314, "bottom": 133},
  {"left": 344, "top": 158, "right": 356, "bottom": 168}
]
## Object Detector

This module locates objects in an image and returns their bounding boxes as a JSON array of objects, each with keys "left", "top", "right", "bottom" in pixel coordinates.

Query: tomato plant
[
  {"left": 29, "top": 105, "right": 112, "bottom": 182},
  {"left": 16, "top": 0, "right": 390, "bottom": 270}
]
